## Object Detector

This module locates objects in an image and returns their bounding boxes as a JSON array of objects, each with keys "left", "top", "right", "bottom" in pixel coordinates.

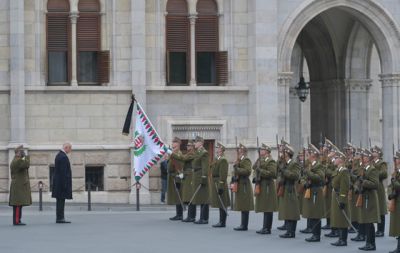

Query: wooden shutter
[
  {"left": 196, "top": 16, "right": 218, "bottom": 52},
  {"left": 166, "top": 16, "right": 189, "bottom": 51},
  {"left": 47, "top": 14, "right": 69, "bottom": 51},
  {"left": 216, "top": 51, "right": 228, "bottom": 85},
  {"left": 97, "top": 50, "right": 110, "bottom": 83},
  {"left": 77, "top": 14, "right": 100, "bottom": 51},
  {"left": 196, "top": 0, "right": 218, "bottom": 14},
  {"left": 166, "top": 0, "right": 188, "bottom": 14},
  {"left": 78, "top": 0, "right": 100, "bottom": 12},
  {"left": 48, "top": 0, "right": 69, "bottom": 12}
]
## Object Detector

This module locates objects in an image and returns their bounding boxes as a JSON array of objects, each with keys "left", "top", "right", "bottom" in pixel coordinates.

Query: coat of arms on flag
[{"left": 123, "top": 96, "right": 169, "bottom": 182}]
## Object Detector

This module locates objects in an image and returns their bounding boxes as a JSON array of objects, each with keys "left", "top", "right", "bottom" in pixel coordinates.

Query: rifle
[
  {"left": 276, "top": 135, "right": 284, "bottom": 197},
  {"left": 389, "top": 143, "right": 397, "bottom": 213},
  {"left": 231, "top": 137, "right": 239, "bottom": 193},
  {"left": 304, "top": 144, "right": 311, "bottom": 199},
  {"left": 254, "top": 137, "right": 261, "bottom": 196}
]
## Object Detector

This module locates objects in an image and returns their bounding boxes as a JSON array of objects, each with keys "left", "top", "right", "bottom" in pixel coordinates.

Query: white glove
[
  {"left": 166, "top": 148, "right": 172, "bottom": 155},
  {"left": 178, "top": 173, "right": 184, "bottom": 179}
]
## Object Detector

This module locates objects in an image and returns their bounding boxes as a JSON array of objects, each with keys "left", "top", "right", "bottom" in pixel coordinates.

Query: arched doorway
[{"left": 278, "top": 0, "right": 400, "bottom": 164}]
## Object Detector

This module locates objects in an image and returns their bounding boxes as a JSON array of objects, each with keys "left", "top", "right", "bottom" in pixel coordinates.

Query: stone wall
[{"left": 0, "top": 0, "right": 9, "bottom": 87}]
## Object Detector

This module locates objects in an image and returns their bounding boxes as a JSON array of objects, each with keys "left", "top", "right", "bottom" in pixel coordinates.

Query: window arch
[
  {"left": 166, "top": 0, "right": 190, "bottom": 85},
  {"left": 47, "top": 0, "right": 70, "bottom": 85}
]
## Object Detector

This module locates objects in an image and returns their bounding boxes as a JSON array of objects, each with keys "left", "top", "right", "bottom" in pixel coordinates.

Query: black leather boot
[
  {"left": 280, "top": 220, "right": 295, "bottom": 238},
  {"left": 375, "top": 215, "right": 385, "bottom": 237},
  {"left": 277, "top": 220, "right": 287, "bottom": 230},
  {"left": 256, "top": 213, "right": 270, "bottom": 234},
  {"left": 212, "top": 208, "right": 226, "bottom": 228},
  {"left": 322, "top": 218, "right": 331, "bottom": 230},
  {"left": 352, "top": 223, "right": 366, "bottom": 241},
  {"left": 306, "top": 219, "right": 321, "bottom": 242},
  {"left": 331, "top": 228, "right": 347, "bottom": 246},
  {"left": 301, "top": 219, "right": 313, "bottom": 234},
  {"left": 169, "top": 205, "right": 183, "bottom": 221},
  {"left": 359, "top": 223, "right": 376, "bottom": 251},
  {"left": 182, "top": 204, "right": 196, "bottom": 222},
  {"left": 234, "top": 211, "right": 249, "bottom": 231},
  {"left": 194, "top": 204, "right": 208, "bottom": 224}
]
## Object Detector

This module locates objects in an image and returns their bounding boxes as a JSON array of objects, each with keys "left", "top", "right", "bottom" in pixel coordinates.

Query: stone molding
[
  {"left": 345, "top": 79, "right": 372, "bottom": 91},
  {"left": 379, "top": 73, "right": 400, "bottom": 87},
  {"left": 277, "top": 72, "right": 293, "bottom": 86}
]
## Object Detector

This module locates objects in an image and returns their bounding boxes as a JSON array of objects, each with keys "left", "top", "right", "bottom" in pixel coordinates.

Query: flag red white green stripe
[{"left": 133, "top": 102, "right": 168, "bottom": 182}]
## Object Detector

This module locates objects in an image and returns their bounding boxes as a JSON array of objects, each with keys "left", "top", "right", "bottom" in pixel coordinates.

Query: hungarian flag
[{"left": 123, "top": 98, "right": 168, "bottom": 182}]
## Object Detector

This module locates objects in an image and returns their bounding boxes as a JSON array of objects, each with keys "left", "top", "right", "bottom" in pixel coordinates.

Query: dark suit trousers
[{"left": 56, "top": 198, "right": 65, "bottom": 221}]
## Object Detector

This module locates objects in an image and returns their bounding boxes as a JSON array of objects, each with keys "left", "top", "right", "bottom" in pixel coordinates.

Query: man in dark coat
[
  {"left": 52, "top": 143, "right": 73, "bottom": 223},
  {"left": 9, "top": 145, "right": 31, "bottom": 225}
]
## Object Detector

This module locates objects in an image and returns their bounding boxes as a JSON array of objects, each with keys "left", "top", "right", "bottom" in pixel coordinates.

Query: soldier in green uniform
[
  {"left": 324, "top": 139, "right": 340, "bottom": 238},
  {"left": 252, "top": 143, "right": 278, "bottom": 234},
  {"left": 298, "top": 149, "right": 311, "bottom": 234},
  {"left": 9, "top": 145, "right": 31, "bottom": 225},
  {"left": 358, "top": 149, "right": 380, "bottom": 251},
  {"left": 302, "top": 144, "right": 325, "bottom": 242},
  {"left": 182, "top": 140, "right": 196, "bottom": 222},
  {"left": 344, "top": 143, "right": 358, "bottom": 234},
  {"left": 278, "top": 144, "right": 301, "bottom": 238},
  {"left": 371, "top": 146, "right": 388, "bottom": 237},
  {"left": 167, "top": 137, "right": 185, "bottom": 221},
  {"left": 233, "top": 143, "right": 254, "bottom": 231},
  {"left": 210, "top": 142, "right": 230, "bottom": 228},
  {"left": 388, "top": 150, "right": 400, "bottom": 253},
  {"left": 330, "top": 151, "right": 350, "bottom": 246},
  {"left": 351, "top": 148, "right": 367, "bottom": 242},
  {"left": 277, "top": 141, "right": 288, "bottom": 231},
  {"left": 191, "top": 136, "right": 210, "bottom": 224}
]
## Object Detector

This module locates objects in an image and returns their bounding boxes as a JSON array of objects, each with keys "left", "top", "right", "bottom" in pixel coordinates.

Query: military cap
[
  {"left": 335, "top": 151, "right": 346, "bottom": 160},
  {"left": 216, "top": 141, "right": 225, "bottom": 151},
  {"left": 238, "top": 143, "right": 247, "bottom": 152},
  {"left": 187, "top": 140, "right": 194, "bottom": 146},
  {"left": 281, "top": 139, "right": 289, "bottom": 147},
  {"left": 260, "top": 143, "right": 271, "bottom": 152},
  {"left": 354, "top": 148, "right": 362, "bottom": 156},
  {"left": 394, "top": 151, "right": 400, "bottom": 160},
  {"left": 194, "top": 136, "right": 204, "bottom": 143},
  {"left": 344, "top": 142, "right": 356, "bottom": 151},
  {"left": 308, "top": 143, "right": 320, "bottom": 155},
  {"left": 361, "top": 148, "right": 372, "bottom": 157},
  {"left": 284, "top": 144, "right": 294, "bottom": 155},
  {"left": 371, "top": 145, "right": 383, "bottom": 155},
  {"left": 14, "top": 145, "right": 23, "bottom": 154},
  {"left": 172, "top": 137, "right": 181, "bottom": 144}
]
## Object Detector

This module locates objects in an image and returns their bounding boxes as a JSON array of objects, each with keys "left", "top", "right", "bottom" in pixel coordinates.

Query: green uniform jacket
[
  {"left": 278, "top": 159, "right": 300, "bottom": 221},
  {"left": 374, "top": 159, "right": 388, "bottom": 215},
  {"left": 210, "top": 156, "right": 230, "bottom": 208},
  {"left": 182, "top": 151, "right": 194, "bottom": 203},
  {"left": 349, "top": 160, "right": 362, "bottom": 222},
  {"left": 191, "top": 147, "right": 210, "bottom": 205},
  {"left": 389, "top": 170, "right": 400, "bottom": 237},
  {"left": 233, "top": 157, "right": 254, "bottom": 211},
  {"left": 330, "top": 166, "right": 350, "bottom": 228},
  {"left": 297, "top": 159, "right": 309, "bottom": 215},
  {"left": 9, "top": 156, "right": 32, "bottom": 206},
  {"left": 359, "top": 165, "right": 380, "bottom": 224},
  {"left": 166, "top": 152, "right": 184, "bottom": 205},
  {"left": 252, "top": 157, "right": 278, "bottom": 213},
  {"left": 324, "top": 160, "right": 335, "bottom": 218},
  {"left": 302, "top": 161, "right": 325, "bottom": 219}
]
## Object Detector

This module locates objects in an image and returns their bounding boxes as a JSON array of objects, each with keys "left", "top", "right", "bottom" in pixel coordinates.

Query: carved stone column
[
  {"left": 345, "top": 79, "right": 372, "bottom": 146},
  {"left": 278, "top": 72, "right": 293, "bottom": 141},
  {"left": 380, "top": 74, "right": 400, "bottom": 169}
]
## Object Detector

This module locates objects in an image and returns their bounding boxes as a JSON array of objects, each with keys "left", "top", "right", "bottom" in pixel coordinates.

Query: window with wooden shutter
[
  {"left": 196, "top": 0, "right": 219, "bottom": 86},
  {"left": 97, "top": 50, "right": 110, "bottom": 83},
  {"left": 77, "top": 0, "right": 105, "bottom": 85},
  {"left": 46, "top": 0, "right": 70, "bottom": 85},
  {"left": 166, "top": 0, "right": 189, "bottom": 86},
  {"left": 216, "top": 51, "right": 228, "bottom": 85}
]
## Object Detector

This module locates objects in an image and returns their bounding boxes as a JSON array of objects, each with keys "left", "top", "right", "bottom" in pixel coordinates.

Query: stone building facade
[{"left": 1, "top": 0, "right": 400, "bottom": 204}]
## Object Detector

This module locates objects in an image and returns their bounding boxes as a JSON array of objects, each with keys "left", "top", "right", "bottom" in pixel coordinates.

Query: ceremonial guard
[
  {"left": 358, "top": 149, "right": 380, "bottom": 251},
  {"left": 330, "top": 151, "right": 350, "bottom": 247},
  {"left": 371, "top": 146, "right": 388, "bottom": 237},
  {"left": 182, "top": 140, "right": 196, "bottom": 222},
  {"left": 167, "top": 137, "right": 185, "bottom": 221},
  {"left": 302, "top": 144, "right": 325, "bottom": 242},
  {"left": 210, "top": 142, "right": 230, "bottom": 228},
  {"left": 298, "top": 149, "right": 309, "bottom": 234},
  {"left": 278, "top": 144, "right": 301, "bottom": 238},
  {"left": 389, "top": 150, "right": 400, "bottom": 253},
  {"left": 324, "top": 139, "right": 339, "bottom": 238},
  {"left": 191, "top": 136, "right": 210, "bottom": 224},
  {"left": 351, "top": 148, "right": 367, "bottom": 242},
  {"left": 232, "top": 143, "right": 254, "bottom": 231},
  {"left": 345, "top": 143, "right": 359, "bottom": 234},
  {"left": 252, "top": 143, "right": 278, "bottom": 234},
  {"left": 9, "top": 145, "right": 31, "bottom": 226}
]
